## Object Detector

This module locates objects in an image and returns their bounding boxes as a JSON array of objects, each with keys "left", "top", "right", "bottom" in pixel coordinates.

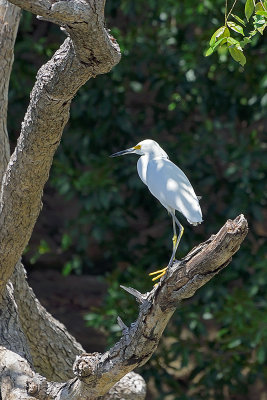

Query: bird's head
[{"left": 110, "top": 139, "right": 168, "bottom": 158}]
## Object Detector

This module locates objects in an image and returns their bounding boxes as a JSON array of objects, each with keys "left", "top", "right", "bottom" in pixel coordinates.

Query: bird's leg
[
  {"left": 172, "top": 214, "right": 178, "bottom": 252},
  {"left": 168, "top": 215, "right": 184, "bottom": 267},
  {"left": 149, "top": 214, "right": 183, "bottom": 282}
]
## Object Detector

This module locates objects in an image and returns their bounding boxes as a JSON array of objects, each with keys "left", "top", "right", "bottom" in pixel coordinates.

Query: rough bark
[
  {"left": 11, "top": 264, "right": 147, "bottom": 398},
  {"left": 0, "top": 1, "right": 248, "bottom": 399},
  {"left": 0, "top": 1, "right": 145, "bottom": 398},
  {"left": 0, "top": 0, "right": 121, "bottom": 296},
  {"left": 0, "top": 282, "right": 34, "bottom": 399},
  {"left": 11, "top": 263, "right": 85, "bottom": 382},
  {"left": 0, "top": 348, "right": 36, "bottom": 400},
  {"left": 0, "top": 281, "right": 32, "bottom": 363},
  {"left": 0, "top": 0, "right": 20, "bottom": 182},
  {"left": 22, "top": 215, "right": 248, "bottom": 399}
]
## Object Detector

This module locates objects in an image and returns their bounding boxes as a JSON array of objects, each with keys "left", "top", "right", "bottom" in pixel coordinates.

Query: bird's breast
[{"left": 137, "top": 155, "right": 149, "bottom": 185}]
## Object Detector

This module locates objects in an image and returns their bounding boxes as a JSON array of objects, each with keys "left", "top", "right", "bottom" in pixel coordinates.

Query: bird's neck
[{"left": 145, "top": 151, "right": 169, "bottom": 160}]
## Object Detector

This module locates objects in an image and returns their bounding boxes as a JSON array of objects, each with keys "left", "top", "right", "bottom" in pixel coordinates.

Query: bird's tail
[{"left": 188, "top": 218, "right": 203, "bottom": 226}]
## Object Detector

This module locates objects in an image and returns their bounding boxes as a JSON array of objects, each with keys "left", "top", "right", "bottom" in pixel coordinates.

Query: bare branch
[
  {"left": 0, "top": 347, "right": 38, "bottom": 399},
  {"left": 101, "top": 372, "right": 146, "bottom": 400},
  {"left": 11, "top": 263, "right": 146, "bottom": 399},
  {"left": 0, "top": 0, "right": 121, "bottom": 295},
  {"left": 0, "top": 1, "right": 21, "bottom": 182},
  {"left": 0, "top": 281, "right": 33, "bottom": 363},
  {"left": 7, "top": 0, "right": 98, "bottom": 25},
  {"left": 117, "top": 316, "right": 128, "bottom": 331},
  {"left": 7, "top": 0, "right": 120, "bottom": 66},
  {"left": 0, "top": 5, "right": 144, "bottom": 397},
  {"left": 23, "top": 215, "right": 247, "bottom": 399},
  {"left": 120, "top": 285, "right": 147, "bottom": 303}
]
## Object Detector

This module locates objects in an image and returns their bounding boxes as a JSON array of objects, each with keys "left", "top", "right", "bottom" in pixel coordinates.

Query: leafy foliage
[
  {"left": 206, "top": 0, "right": 267, "bottom": 66},
  {"left": 9, "top": 0, "right": 267, "bottom": 398}
]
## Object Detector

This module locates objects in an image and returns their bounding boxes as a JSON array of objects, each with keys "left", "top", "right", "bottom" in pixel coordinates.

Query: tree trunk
[
  {"left": 0, "top": 0, "right": 248, "bottom": 399},
  {"left": 0, "top": 0, "right": 20, "bottom": 182}
]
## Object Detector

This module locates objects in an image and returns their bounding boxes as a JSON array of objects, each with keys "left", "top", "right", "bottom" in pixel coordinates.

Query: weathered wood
[
  {"left": 0, "top": 1, "right": 145, "bottom": 398},
  {"left": 0, "top": 0, "right": 121, "bottom": 296},
  {"left": 0, "top": 0, "right": 20, "bottom": 182},
  {"left": 0, "top": 1, "right": 248, "bottom": 399},
  {"left": 24, "top": 215, "right": 248, "bottom": 399}
]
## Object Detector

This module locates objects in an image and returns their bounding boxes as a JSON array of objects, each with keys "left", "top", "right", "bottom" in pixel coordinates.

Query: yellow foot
[{"left": 149, "top": 267, "right": 167, "bottom": 282}]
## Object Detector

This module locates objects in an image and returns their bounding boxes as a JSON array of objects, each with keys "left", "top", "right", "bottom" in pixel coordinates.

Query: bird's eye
[{"left": 134, "top": 145, "right": 141, "bottom": 150}]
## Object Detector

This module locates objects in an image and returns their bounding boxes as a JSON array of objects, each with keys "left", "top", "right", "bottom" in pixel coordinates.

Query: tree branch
[
  {"left": 0, "top": 0, "right": 20, "bottom": 183},
  {"left": 0, "top": 2, "right": 248, "bottom": 399},
  {"left": 0, "top": 0, "right": 121, "bottom": 295},
  {"left": 11, "top": 263, "right": 147, "bottom": 399},
  {"left": 0, "top": 4, "right": 145, "bottom": 398},
  {"left": 11, "top": 263, "right": 85, "bottom": 381},
  {"left": 0, "top": 347, "right": 39, "bottom": 400},
  {"left": 0, "top": 280, "right": 33, "bottom": 363},
  {"left": 24, "top": 215, "right": 248, "bottom": 399}
]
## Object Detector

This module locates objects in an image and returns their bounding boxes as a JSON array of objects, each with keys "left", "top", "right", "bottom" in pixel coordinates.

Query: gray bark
[
  {"left": 22, "top": 215, "right": 248, "bottom": 399},
  {"left": 0, "top": 0, "right": 121, "bottom": 296},
  {"left": 0, "top": 0, "right": 248, "bottom": 399},
  {"left": 12, "top": 263, "right": 85, "bottom": 382},
  {"left": 0, "top": 1, "right": 145, "bottom": 398},
  {"left": 0, "top": 0, "right": 20, "bottom": 182},
  {"left": 0, "top": 348, "right": 36, "bottom": 400}
]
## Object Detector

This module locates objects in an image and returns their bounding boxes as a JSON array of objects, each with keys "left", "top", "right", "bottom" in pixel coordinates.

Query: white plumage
[
  {"left": 110, "top": 139, "right": 203, "bottom": 281},
  {"left": 137, "top": 146, "right": 202, "bottom": 225}
]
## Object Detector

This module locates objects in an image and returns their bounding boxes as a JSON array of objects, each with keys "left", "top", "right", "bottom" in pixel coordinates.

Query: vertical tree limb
[
  {"left": 0, "top": 0, "right": 121, "bottom": 295},
  {"left": 0, "top": 0, "right": 20, "bottom": 182}
]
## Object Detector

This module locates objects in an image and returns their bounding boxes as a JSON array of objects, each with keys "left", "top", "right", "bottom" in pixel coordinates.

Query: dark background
[{"left": 8, "top": 0, "right": 267, "bottom": 398}]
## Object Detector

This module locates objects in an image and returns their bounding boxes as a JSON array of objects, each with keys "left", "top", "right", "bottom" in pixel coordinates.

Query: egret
[{"left": 110, "top": 139, "right": 203, "bottom": 281}]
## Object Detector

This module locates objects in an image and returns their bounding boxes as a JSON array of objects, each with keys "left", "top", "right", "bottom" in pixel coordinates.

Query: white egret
[{"left": 110, "top": 139, "right": 203, "bottom": 281}]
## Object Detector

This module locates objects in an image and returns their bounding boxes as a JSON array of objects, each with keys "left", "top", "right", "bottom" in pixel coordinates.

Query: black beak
[{"left": 109, "top": 147, "right": 135, "bottom": 157}]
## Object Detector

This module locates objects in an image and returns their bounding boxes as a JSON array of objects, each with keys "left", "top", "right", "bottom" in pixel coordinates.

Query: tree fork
[
  {"left": 23, "top": 215, "right": 248, "bottom": 399},
  {"left": 0, "top": 0, "right": 248, "bottom": 399}
]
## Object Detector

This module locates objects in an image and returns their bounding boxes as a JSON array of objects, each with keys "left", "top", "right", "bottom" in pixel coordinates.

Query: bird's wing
[{"left": 146, "top": 158, "right": 202, "bottom": 224}]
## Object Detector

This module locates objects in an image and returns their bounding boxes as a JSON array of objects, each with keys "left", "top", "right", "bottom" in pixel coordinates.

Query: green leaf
[
  {"left": 253, "top": 14, "right": 266, "bottom": 26},
  {"left": 227, "top": 338, "right": 242, "bottom": 349},
  {"left": 205, "top": 47, "right": 214, "bottom": 56},
  {"left": 245, "top": 0, "right": 254, "bottom": 21},
  {"left": 257, "top": 24, "right": 266, "bottom": 34},
  {"left": 256, "top": 10, "right": 267, "bottom": 17},
  {"left": 217, "top": 328, "right": 229, "bottom": 338},
  {"left": 257, "top": 347, "right": 266, "bottom": 364},
  {"left": 227, "top": 21, "right": 245, "bottom": 35},
  {"left": 61, "top": 233, "right": 72, "bottom": 250},
  {"left": 205, "top": 37, "right": 227, "bottom": 57},
  {"left": 38, "top": 239, "right": 50, "bottom": 255},
  {"left": 206, "top": 37, "right": 227, "bottom": 56},
  {"left": 248, "top": 28, "right": 258, "bottom": 37},
  {"left": 231, "top": 14, "right": 246, "bottom": 26},
  {"left": 209, "top": 26, "right": 230, "bottom": 47},
  {"left": 62, "top": 262, "right": 72, "bottom": 276},
  {"left": 227, "top": 37, "right": 241, "bottom": 47},
  {"left": 229, "top": 46, "right": 247, "bottom": 66},
  {"left": 255, "top": 2, "right": 264, "bottom": 12},
  {"left": 240, "top": 36, "right": 252, "bottom": 46}
]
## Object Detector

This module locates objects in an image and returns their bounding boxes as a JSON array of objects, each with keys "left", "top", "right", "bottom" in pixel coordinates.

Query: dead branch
[{"left": 24, "top": 215, "right": 248, "bottom": 399}]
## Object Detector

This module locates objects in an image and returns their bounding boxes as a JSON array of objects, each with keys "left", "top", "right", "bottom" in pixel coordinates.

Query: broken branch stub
[{"left": 63, "top": 215, "right": 248, "bottom": 398}]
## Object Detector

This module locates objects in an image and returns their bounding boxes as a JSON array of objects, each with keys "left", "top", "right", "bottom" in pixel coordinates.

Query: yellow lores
[{"left": 110, "top": 139, "right": 203, "bottom": 281}]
